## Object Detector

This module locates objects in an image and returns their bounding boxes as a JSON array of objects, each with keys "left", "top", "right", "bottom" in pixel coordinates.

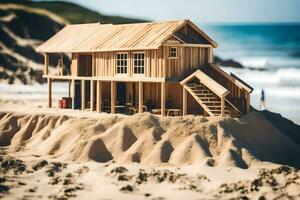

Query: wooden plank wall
[
  {"left": 72, "top": 46, "right": 209, "bottom": 80},
  {"left": 165, "top": 46, "right": 209, "bottom": 79}
]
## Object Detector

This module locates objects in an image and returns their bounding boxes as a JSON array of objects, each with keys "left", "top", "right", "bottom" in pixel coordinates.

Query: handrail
[
  {"left": 194, "top": 70, "right": 229, "bottom": 98},
  {"left": 182, "top": 70, "right": 230, "bottom": 98}
]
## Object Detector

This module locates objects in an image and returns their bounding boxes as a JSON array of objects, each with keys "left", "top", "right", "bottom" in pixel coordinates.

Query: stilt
[
  {"left": 161, "top": 82, "right": 165, "bottom": 116},
  {"left": 71, "top": 79, "right": 75, "bottom": 109},
  {"left": 139, "top": 81, "right": 143, "bottom": 113},
  {"left": 90, "top": 80, "right": 94, "bottom": 111},
  {"left": 96, "top": 81, "right": 102, "bottom": 112},
  {"left": 111, "top": 81, "right": 115, "bottom": 114},
  {"left": 183, "top": 86, "right": 187, "bottom": 115},
  {"left": 47, "top": 78, "right": 52, "bottom": 108},
  {"left": 68, "top": 80, "right": 71, "bottom": 98},
  {"left": 81, "top": 80, "right": 85, "bottom": 111},
  {"left": 44, "top": 53, "right": 49, "bottom": 75}
]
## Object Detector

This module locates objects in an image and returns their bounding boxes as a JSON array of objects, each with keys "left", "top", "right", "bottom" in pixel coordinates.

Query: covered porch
[{"left": 45, "top": 75, "right": 185, "bottom": 116}]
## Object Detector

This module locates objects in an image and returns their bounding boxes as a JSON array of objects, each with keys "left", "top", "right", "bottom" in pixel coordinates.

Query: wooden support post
[
  {"left": 90, "top": 80, "right": 94, "bottom": 111},
  {"left": 111, "top": 81, "right": 116, "bottom": 114},
  {"left": 81, "top": 80, "right": 85, "bottom": 111},
  {"left": 246, "top": 92, "right": 250, "bottom": 112},
  {"left": 44, "top": 53, "right": 49, "bottom": 75},
  {"left": 71, "top": 79, "right": 75, "bottom": 110},
  {"left": 96, "top": 81, "right": 102, "bottom": 112},
  {"left": 163, "top": 46, "right": 167, "bottom": 78},
  {"left": 60, "top": 53, "right": 64, "bottom": 76},
  {"left": 161, "top": 82, "right": 165, "bottom": 116},
  {"left": 221, "top": 97, "right": 225, "bottom": 117},
  {"left": 183, "top": 86, "right": 187, "bottom": 115},
  {"left": 209, "top": 47, "right": 213, "bottom": 63},
  {"left": 138, "top": 81, "right": 143, "bottom": 113},
  {"left": 47, "top": 78, "right": 52, "bottom": 108},
  {"left": 68, "top": 80, "right": 71, "bottom": 98}
]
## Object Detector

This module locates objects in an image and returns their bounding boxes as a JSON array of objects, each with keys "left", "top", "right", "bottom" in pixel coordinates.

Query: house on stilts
[{"left": 37, "top": 19, "right": 253, "bottom": 117}]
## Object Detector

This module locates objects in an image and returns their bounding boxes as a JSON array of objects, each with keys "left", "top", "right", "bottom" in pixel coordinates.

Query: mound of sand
[{"left": 0, "top": 111, "right": 299, "bottom": 168}]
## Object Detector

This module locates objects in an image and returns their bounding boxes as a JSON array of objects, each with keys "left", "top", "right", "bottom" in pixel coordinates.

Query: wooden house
[{"left": 37, "top": 19, "right": 253, "bottom": 117}]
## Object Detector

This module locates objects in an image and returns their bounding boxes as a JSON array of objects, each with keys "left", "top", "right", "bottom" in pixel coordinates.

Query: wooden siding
[{"left": 71, "top": 46, "right": 209, "bottom": 80}]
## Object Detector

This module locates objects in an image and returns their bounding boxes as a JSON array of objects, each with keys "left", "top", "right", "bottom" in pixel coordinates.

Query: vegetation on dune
[{"left": 0, "top": 0, "right": 147, "bottom": 24}]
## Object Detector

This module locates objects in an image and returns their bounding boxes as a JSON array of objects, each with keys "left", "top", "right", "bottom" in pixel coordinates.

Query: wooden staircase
[
  {"left": 180, "top": 69, "right": 231, "bottom": 117},
  {"left": 185, "top": 83, "right": 230, "bottom": 116}
]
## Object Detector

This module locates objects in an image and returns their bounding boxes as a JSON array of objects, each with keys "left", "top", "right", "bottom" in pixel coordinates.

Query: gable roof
[{"left": 36, "top": 19, "right": 217, "bottom": 53}]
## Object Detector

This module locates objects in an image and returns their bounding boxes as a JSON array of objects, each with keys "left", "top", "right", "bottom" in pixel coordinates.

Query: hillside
[
  {"left": 0, "top": 0, "right": 146, "bottom": 84},
  {"left": 0, "top": 0, "right": 146, "bottom": 24}
]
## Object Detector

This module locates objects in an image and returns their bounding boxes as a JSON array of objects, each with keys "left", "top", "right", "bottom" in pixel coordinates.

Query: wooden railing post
[
  {"left": 71, "top": 79, "right": 75, "bottom": 110},
  {"left": 138, "top": 81, "right": 143, "bottom": 113},
  {"left": 81, "top": 80, "right": 85, "bottom": 111},
  {"left": 96, "top": 81, "right": 102, "bottom": 112},
  {"left": 111, "top": 81, "right": 116, "bottom": 114},
  {"left": 47, "top": 78, "right": 52, "bottom": 108},
  {"left": 90, "top": 80, "right": 94, "bottom": 111},
  {"left": 161, "top": 82, "right": 166, "bottom": 116},
  {"left": 183, "top": 86, "right": 187, "bottom": 115}
]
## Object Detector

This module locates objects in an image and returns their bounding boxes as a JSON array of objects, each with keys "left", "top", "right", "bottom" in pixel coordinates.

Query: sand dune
[{"left": 1, "top": 111, "right": 299, "bottom": 168}]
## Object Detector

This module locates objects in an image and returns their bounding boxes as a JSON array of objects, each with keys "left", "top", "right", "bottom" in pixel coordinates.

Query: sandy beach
[{"left": 0, "top": 103, "right": 300, "bottom": 199}]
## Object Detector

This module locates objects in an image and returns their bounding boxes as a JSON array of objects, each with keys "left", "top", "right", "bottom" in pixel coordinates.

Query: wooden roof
[{"left": 36, "top": 19, "right": 217, "bottom": 53}]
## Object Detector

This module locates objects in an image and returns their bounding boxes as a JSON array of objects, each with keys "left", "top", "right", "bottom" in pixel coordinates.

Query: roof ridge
[{"left": 66, "top": 19, "right": 187, "bottom": 27}]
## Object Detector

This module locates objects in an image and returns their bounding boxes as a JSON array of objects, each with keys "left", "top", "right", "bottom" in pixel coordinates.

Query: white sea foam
[{"left": 224, "top": 67, "right": 300, "bottom": 87}]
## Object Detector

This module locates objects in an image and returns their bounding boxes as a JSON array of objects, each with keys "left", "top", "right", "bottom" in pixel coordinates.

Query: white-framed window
[
  {"left": 169, "top": 47, "right": 177, "bottom": 58},
  {"left": 133, "top": 52, "right": 145, "bottom": 75},
  {"left": 116, "top": 53, "right": 128, "bottom": 74}
]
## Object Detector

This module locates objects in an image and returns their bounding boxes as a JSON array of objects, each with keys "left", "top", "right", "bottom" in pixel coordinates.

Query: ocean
[{"left": 202, "top": 23, "right": 300, "bottom": 124}]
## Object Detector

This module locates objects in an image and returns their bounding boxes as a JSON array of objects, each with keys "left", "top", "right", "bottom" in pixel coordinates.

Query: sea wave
[
  {"left": 234, "top": 56, "right": 300, "bottom": 69},
  {"left": 224, "top": 67, "right": 300, "bottom": 87}
]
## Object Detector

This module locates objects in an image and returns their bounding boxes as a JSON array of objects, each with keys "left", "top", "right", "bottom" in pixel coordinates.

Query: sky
[{"left": 58, "top": 0, "right": 300, "bottom": 24}]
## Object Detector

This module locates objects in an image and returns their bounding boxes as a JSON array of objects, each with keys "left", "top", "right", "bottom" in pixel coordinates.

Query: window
[
  {"left": 133, "top": 53, "right": 144, "bottom": 74},
  {"left": 116, "top": 53, "right": 128, "bottom": 74},
  {"left": 169, "top": 47, "right": 177, "bottom": 58}
]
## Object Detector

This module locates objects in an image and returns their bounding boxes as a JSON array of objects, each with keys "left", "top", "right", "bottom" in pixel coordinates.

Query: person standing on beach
[{"left": 260, "top": 89, "right": 266, "bottom": 109}]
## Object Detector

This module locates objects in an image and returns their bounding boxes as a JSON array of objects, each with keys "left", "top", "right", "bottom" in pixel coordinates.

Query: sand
[{"left": 0, "top": 109, "right": 300, "bottom": 199}]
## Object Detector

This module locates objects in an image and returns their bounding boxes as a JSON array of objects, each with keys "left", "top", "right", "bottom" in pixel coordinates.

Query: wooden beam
[
  {"left": 90, "top": 80, "right": 94, "bottom": 111},
  {"left": 47, "top": 78, "right": 52, "bottom": 108},
  {"left": 163, "top": 44, "right": 212, "bottom": 48},
  {"left": 161, "top": 82, "right": 165, "bottom": 116},
  {"left": 44, "top": 53, "right": 49, "bottom": 75},
  {"left": 71, "top": 79, "right": 75, "bottom": 109},
  {"left": 40, "top": 47, "right": 158, "bottom": 54},
  {"left": 183, "top": 86, "right": 187, "bottom": 115},
  {"left": 111, "top": 81, "right": 116, "bottom": 114},
  {"left": 43, "top": 74, "right": 165, "bottom": 83},
  {"left": 138, "top": 81, "right": 143, "bottom": 113},
  {"left": 96, "top": 81, "right": 102, "bottom": 112},
  {"left": 81, "top": 80, "right": 85, "bottom": 111},
  {"left": 221, "top": 97, "right": 225, "bottom": 117}
]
